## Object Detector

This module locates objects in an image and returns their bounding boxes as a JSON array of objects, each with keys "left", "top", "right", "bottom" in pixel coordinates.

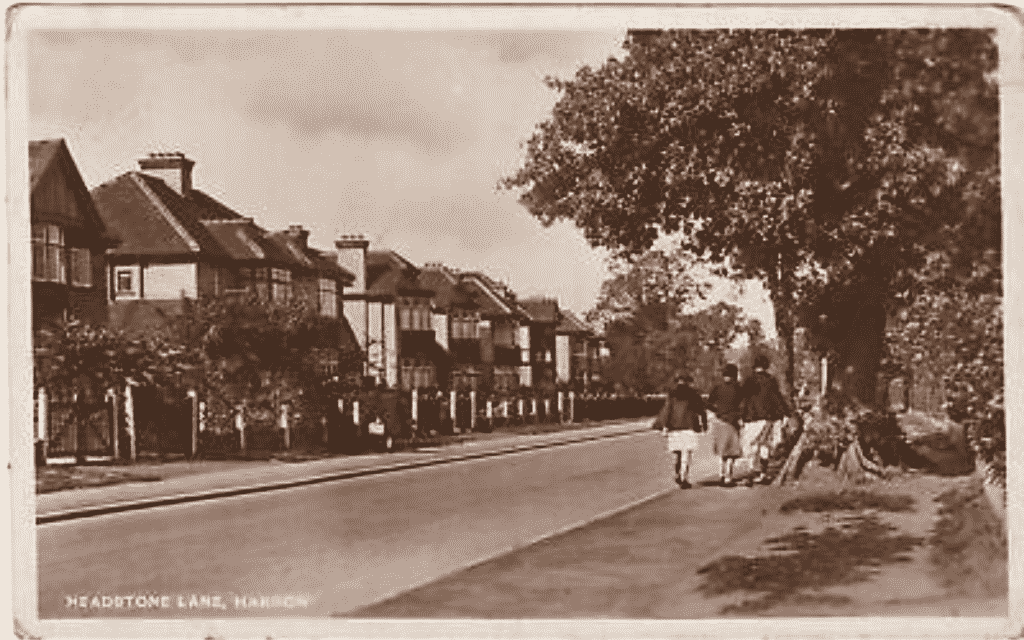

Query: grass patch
[
  {"left": 930, "top": 478, "right": 1007, "bottom": 598},
  {"left": 36, "top": 466, "right": 163, "bottom": 494},
  {"left": 779, "top": 490, "right": 915, "bottom": 514},
  {"left": 697, "top": 514, "right": 923, "bottom": 614}
]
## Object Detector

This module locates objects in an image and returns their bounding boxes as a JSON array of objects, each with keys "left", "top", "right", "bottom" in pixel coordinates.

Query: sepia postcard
[{"left": 6, "top": 3, "right": 1022, "bottom": 639}]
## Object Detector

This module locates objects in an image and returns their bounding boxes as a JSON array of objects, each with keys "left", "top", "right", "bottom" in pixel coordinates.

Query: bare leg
[
  {"left": 681, "top": 450, "right": 693, "bottom": 483},
  {"left": 673, "top": 451, "right": 683, "bottom": 481}
]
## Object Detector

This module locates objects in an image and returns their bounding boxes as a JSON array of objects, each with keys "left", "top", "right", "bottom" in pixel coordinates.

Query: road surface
[{"left": 39, "top": 424, "right": 718, "bottom": 618}]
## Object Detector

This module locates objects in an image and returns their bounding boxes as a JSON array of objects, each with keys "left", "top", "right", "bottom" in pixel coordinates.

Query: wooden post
[
  {"left": 486, "top": 399, "right": 493, "bottom": 430},
  {"left": 235, "top": 404, "right": 246, "bottom": 453},
  {"left": 531, "top": 397, "right": 538, "bottom": 422},
  {"left": 543, "top": 398, "right": 551, "bottom": 423},
  {"left": 470, "top": 391, "right": 477, "bottom": 432},
  {"left": 411, "top": 388, "right": 419, "bottom": 428},
  {"left": 187, "top": 390, "right": 198, "bottom": 459},
  {"left": 558, "top": 391, "right": 564, "bottom": 423},
  {"left": 450, "top": 390, "right": 458, "bottom": 433},
  {"left": 820, "top": 356, "right": 828, "bottom": 399},
  {"left": 124, "top": 383, "right": 137, "bottom": 462},
  {"left": 108, "top": 388, "right": 119, "bottom": 461},
  {"left": 37, "top": 387, "right": 48, "bottom": 463},
  {"left": 352, "top": 399, "right": 360, "bottom": 429},
  {"left": 517, "top": 398, "right": 524, "bottom": 420},
  {"left": 569, "top": 391, "right": 575, "bottom": 423},
  {"left": 280, "top": 402, "right": 290, "bottom": 450},
  {"left": 501, "top": 399, "right": 509, "bottom": 419}
]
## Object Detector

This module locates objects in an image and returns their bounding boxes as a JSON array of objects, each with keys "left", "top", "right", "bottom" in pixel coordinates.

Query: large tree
[{"left": 502, "top": 29, "right": 999, "bottom": 408}]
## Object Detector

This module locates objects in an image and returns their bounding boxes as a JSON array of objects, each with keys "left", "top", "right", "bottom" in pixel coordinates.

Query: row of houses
[{"left": 29, "top": 139, "right": 610, "bottom": 395}]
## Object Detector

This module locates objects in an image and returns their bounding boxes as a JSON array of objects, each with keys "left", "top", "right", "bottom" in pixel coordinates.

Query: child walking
[{"left": 655, "top": 373, "right": 708, "bottom": 489}]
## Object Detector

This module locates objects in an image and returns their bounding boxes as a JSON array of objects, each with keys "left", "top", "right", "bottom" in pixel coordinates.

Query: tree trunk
[{"left": 834, "top": 292, "right": 887, "bottom": 410}]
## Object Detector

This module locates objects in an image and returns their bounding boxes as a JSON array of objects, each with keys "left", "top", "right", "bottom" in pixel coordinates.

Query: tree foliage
[{"left": 502, "top": 28, "right": 999, "bottom": 407}]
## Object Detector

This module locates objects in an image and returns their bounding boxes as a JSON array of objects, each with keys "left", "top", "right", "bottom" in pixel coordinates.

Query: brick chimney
[
  {"left": 335, "top": 234, "right": 369, "bottom": 293},
  {"left": 285, "top": 224, "right": 310, "bottom": 250},
  {"left": 138, "top": 152, "right": 194, "bottom": 196}
]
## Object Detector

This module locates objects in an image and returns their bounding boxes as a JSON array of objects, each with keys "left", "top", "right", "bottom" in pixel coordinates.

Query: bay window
[{"left": 32, "top": 223, "right": 65, "bottom": 283}]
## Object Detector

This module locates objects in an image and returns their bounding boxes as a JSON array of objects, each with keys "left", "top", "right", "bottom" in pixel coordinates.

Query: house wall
[
  {"left": 517, "top": 325, "right": 532, "bottom": 387},
  {"left": 367, "top": 301, "right": 384, "bottom": 381},
  {"left": 432, "top": 312, "right": 450, "bottom": 351},
  {"left": 384, "top": 302, "right": 398, "bottom": 389},
  {"left": 143, "top": 263, "right": 198, "bottom": 300},
  {"left": 197, "top": 262, "right": 218, "bottom": 299},
  {"left": 343, "top": 299, "right": 368, "bottom": 350},
  {"left": 556, "top": 334, "right": 571, "bottom": 384},
  {"left": 31, "top": 156, "right": 108, "bottom": 329}
]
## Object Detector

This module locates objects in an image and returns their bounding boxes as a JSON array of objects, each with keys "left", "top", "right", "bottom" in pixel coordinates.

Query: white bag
[{"left": 368, "top": 419, "right": 385, "bottom": 436}]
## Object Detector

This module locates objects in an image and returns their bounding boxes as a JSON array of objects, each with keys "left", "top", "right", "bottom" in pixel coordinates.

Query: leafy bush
[{"left": 884, "top": 253, "right": 1004, "bottom": 485}]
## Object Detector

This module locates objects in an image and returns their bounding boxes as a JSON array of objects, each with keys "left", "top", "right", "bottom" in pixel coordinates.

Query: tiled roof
[
  {"left": 419, "top": 265, "right": 477, "bottom": 310},
  {"left": 459, "top": 272, "right": 519, "bottom": 317},
  {"left": 187, "top": 189, "right": 244, "bottom": 221},
  {"left": 519, "top": 298, "right": 561, "bottom": 324},
  {"left": 92, "top": 173, "right": 230, "bottom": 258},
  {"left": 268, "top": 233, "right": 355, "bottom": 285},
  {"left": 202, "top": 219, "right": 303, "bottom": 267},
  {"left": 366, "top": 250, "right": 432, "bottom": 297},
  {"left": 31, "top": 138, "right": 114, "bottom": 244},
  {"left": 557, "top": 309, "right": 593, "bottom": 335},
  {"left": 29, "top": 139, "right": 62, "bottom": 190}
]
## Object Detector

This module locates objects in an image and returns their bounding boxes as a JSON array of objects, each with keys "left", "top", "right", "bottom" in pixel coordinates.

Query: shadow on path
[{"left": 696, "top": 513, "right": 923, "bottom": 614}]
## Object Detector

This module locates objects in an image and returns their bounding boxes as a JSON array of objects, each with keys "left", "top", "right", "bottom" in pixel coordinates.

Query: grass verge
[
  {"left": 36, "top": 466, "right": 163, "bottom": 494},
  {"left": 779, "top": 489, "right": 915, "bottom": 514},
  {"left": 929, "top": 476, "right": 1007, "bottom": 598}
]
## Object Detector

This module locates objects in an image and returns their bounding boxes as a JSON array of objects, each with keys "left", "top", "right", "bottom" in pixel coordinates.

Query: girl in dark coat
[
  {"left": 653, "top": 373, "right": 707, "bottom": 489},
  {"left": 708, "top": 363, "right": 744, "bottom": 486}
]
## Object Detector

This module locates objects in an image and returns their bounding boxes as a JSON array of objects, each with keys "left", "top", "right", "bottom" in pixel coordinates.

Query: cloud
[
  {"left": 378, "top": 193, "right": 522, "bottom": 255},
  {"left": 244, "top": 92, "right": 467, "bottom": 157},
  {"left": 452, "top": 32, "right": 609, "bottom": 65}
]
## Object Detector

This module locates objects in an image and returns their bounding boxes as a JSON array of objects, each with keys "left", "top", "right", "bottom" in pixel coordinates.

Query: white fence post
[
  {"left": 470, "top": 391, "right": 477, "bottom": 432},
  {"left": 187, "top": 390, "right": 198, "bottom": 458},
  {"left": 569, "top": 391, "right": 575, "bottom": 423},
  {"left": 280, "top": 402, "right": 290, "bottom": 450},
  {"left": 124, "top": 383, "right": 137, "bottom": 462},
  {"left": 450, "top": 390, "right": 458, "bottom": 433},
  {"left": 544, "top": 398, "right": 551, "bottom": 422},
  {"left": 107, "top": 388, "right": 119, "bottom": 460},
  {"left": 558, "top": 391, "right": 565, "bottom": 423},
  {"left": 37, "top": 387, "right": 48, "bottom": 462},
  {"left": 411, "top": 388, "right": 419, "bottom": 433},
  {"left": 235, "top": 404, "right": 246, "bottom": 453},
  {"left": 352, "top": 400, "right": 360, "bottom": 429}
]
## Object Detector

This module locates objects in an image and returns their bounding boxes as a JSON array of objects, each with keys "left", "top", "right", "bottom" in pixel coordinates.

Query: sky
[{"left": 28, "top": 27, "right": 776, "bottom": 335}]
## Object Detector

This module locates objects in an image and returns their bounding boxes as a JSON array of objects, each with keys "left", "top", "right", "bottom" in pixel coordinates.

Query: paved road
[{"left": 39, "top": 424, "right": 719, "bottom": 618}]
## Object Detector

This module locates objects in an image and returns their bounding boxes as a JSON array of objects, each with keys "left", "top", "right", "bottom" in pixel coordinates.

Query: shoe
[
  {"left": 754, "top": 474, "right": 769, "bottom": 485},
  {"left": 722, "top": 478, "right": 734, "bottom": 487},
  {"left": 742, "top": 478, "right": 754, "bottom": 488},
  {"left": 679, "top": 480, "right": 692, "bottom": 489}
]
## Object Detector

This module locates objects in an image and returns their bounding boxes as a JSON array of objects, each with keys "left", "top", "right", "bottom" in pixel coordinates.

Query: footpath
[
  {"left": 36, "top": 419, "right": 650, "bottom": 524},
  {"left": 358, "top": 411, "right": 1009, "bottom": 623}
]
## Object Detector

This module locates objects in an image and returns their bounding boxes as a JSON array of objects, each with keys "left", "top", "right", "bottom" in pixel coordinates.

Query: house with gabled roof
[
  {"left": 336, "top": 238, "right": 446, "bottom": 390},
  {"left": 29, "top": 139, "right": 119, "bottom": 331},
  {"left": 519, "top": 298, "right": 563, "bottom": 393},
  {"left": 556, "top": 309, "right": 597, "bottom": 390},
  {"left": 92, "top": 152, "right": 321, "bottom": 335},
  {"left": 458, "top": 272, "right": 527, "bottom": 392},
  {"left": 420, "top": 263, "right": 483, "bottom": 392}
]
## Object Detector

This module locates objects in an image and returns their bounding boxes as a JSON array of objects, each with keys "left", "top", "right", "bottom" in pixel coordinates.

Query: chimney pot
[{"left": 139, "top": 151, "right": 195, "bottom": 196}]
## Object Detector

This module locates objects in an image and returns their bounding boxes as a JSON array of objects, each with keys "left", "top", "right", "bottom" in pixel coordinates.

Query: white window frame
[{"left": 113, "top": 265, "right": 141, "bottom": 300}]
